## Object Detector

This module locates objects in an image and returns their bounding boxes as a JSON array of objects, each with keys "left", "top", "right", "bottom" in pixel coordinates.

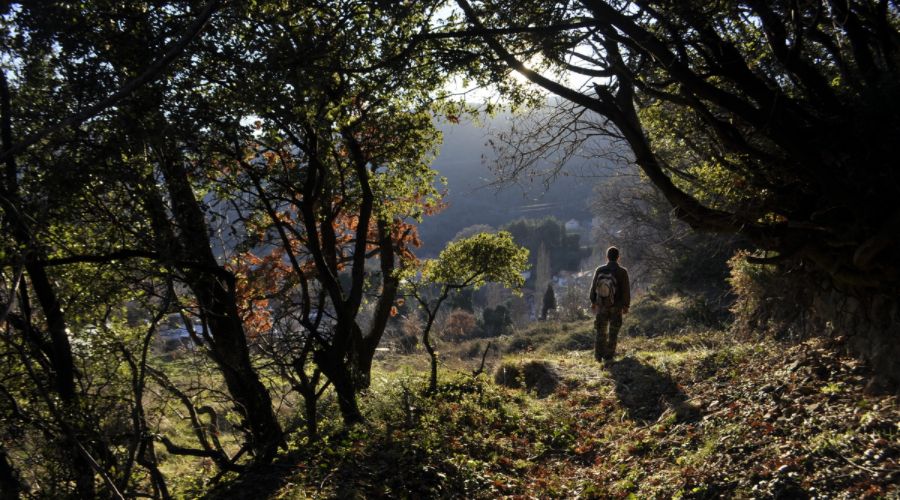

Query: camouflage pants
[{"left": 594, "top": 307, "right": 623, "bottom": 361}]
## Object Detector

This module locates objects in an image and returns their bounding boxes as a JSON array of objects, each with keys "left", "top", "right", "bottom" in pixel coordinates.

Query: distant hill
[{"left": 416, "top": 114, "right": 612, "bottom": 256}]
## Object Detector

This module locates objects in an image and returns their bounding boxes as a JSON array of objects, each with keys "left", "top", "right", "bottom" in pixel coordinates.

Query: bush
[
  {"left": 623, "top": 292, "right": 727, "bottom": 337},
  {"left": 443, "top": 309, "right": 478, "bottom": 341},
  {"left": 727, "top": 251, "right": 812, "bottom": 339},
  {"left": 480, "top": 305, "right": 513, "bottom": 337},
  {"left": 503, "top": 322, "right": 555, "bottom": 353},
  {"left": 396, "top": 332, "right": 419, "bottom": 354},
  {"left": 494, "top": 360, "right": 560, "bottom": 398},
  {"left": 504, "top": 333, "right": 547, "bottom": 354},
  {"left": 391, "top": 314, "right": 423, "bottom": 353},
  {"left": 551, "top": 327, "right": 595, "bottom": 351},
  {"left": 623, "top": 294, "right": 690, "bottom": 337},
  {"left": 557, "top": 286, "right": 589, "bottom": 322},
  {"left": 498, "top": 320, "right": 595, "bottom": 354},
  {"left": 461, "top": 340, "right": 493, "bottom": 360}
]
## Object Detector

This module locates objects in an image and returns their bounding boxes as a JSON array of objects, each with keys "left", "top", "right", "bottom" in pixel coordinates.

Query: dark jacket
[{"left": 589, "top": 261, "right": 631, "bottom": 309}]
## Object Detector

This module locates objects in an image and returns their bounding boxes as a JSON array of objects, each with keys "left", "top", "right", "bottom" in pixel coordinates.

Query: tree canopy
[
  {"left": 451, "top": 0, "right": 900, "bottom": 289},
  {"left": 417, "top": 231, "right": 530, "bottom": 290}
]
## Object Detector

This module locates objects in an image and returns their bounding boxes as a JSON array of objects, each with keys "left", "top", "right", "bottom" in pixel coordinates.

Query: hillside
[
  {"left": 209, "top": 322, "right": 899, "bottom": 499},
  {"left": 416, "top": 115, "right": 602, "bottom": 256}
]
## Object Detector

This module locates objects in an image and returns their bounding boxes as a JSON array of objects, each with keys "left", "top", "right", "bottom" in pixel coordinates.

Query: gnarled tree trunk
[
  {"left": 352, "top": 219, "right": 400, "bottom": 390},
  {"left": 157, "top": 155, "right": 283, "bottom": 461}
]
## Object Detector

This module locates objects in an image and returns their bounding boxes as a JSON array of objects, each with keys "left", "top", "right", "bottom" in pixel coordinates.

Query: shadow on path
[{"left": 607, "top": 356, "right": 699, "bottom": 424}]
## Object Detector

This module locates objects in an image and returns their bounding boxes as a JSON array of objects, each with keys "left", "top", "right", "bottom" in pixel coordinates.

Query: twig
[
  {"left": 72, "top": 440, "right": 125, "bottom": 500},
  {"left": 319, "top": 470, "right": 335, "bottom": 491},
  {"left": 837, "top": 452, "right": 898, "bottom": 475}
]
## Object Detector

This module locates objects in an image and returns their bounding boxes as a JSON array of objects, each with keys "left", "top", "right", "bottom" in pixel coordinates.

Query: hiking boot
[{"left": 594, "top": 343, "right": 606, "bottom": 362}]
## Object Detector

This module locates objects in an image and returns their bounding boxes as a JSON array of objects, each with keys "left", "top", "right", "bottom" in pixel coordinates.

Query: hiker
[
  {"left": 541, "top": 282, "right": 556, "bottom": 321},
  {"left": 589, "top": 246, "right": 631, "bottom": 361}
]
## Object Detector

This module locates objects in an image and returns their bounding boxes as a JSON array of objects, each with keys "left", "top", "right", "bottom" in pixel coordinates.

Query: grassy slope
[{"left": 209, "top": 322, "right": 898, "bottom": 499}]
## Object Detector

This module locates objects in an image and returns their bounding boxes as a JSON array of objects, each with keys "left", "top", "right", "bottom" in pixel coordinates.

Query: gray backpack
[{"left": 593, "top": 270, "right": 617, "bottom": 307}]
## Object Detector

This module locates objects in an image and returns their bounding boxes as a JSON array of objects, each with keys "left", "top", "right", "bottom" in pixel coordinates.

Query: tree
[
  {"left": 0, "top": 0, "right": 457, "bottom": 492},
  {"left": 558, "top": 285, "right": 589, "bottom": 322},
  {"left": 592, "top": 169, "right": 741, "bottom": 298},
  {"left": 399, "top": 231, "right": 529, "bottom": 392},
  {"left": 535, "top": 241, "right": 552, "bottom": 296},
  {"left": 451, "top": 0, "right": 900, "bottom": 381},
  {"left": 204, "top": 0, "right": 452, "bottom": 424},
  {"left": 541, "top": 282, "right": 557, "bottom": 320},
  {"left": 481, "top": 304, "right": 515, "bottom": 335},
  {"left": 0, "top": 1, "right": 251, "bottom": 493},
  {"left": 453, "top": 224, "right": 496, "bottom": 241}
]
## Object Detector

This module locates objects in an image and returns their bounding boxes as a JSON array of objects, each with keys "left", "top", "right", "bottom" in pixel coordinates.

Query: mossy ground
[{"left": 207, "top": 320, "right": 899, "bottom": 499}]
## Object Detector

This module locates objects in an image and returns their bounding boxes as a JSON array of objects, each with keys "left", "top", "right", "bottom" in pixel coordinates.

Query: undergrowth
[{"left": 209, "top": 323, "right": 899, "bottom": 499}]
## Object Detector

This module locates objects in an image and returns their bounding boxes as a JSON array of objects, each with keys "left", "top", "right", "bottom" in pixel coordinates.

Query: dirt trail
[{"left": 530, "top": 334, "right": 900, "bottom": 498}]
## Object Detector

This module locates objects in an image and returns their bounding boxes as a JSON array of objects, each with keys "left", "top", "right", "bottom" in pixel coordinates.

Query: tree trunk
[
  {"left": 138, "top": 440, "right": 169, "bottom": 500},
  {"left": 157, "top": 156, "right": 283, "bottom": 461},
  {"left": 303, "top": 390, "right": 319, "bottom": 441},
  {"left": 422, "top": 310, "right": 440, "bottom": 394},
  {"left": 352, "top": 219, "right": 399, "bottom": 390},
  {"left": 424, "top": 329, "right": 438, "bottom": 394},
  {"left": 191, "top": 275, "right": 284, "bottom": 459},
  {"left": 0, "top": 447, "right": 21, "bottom": 500},
  {"left": 420, "top": 290, "right": 450, "bottom": 394},
  {"left": 314, "top": 350, "right": 364, "bottom": 425},
  {"left": 351, "top": 337, "right": 376, "bottom": 391},
  {"left": 0, "top": 219, "right": 95, "bottom": 498}
]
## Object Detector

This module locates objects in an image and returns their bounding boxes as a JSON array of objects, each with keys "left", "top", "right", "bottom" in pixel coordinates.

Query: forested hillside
[
  {"left": 0, "top": 1, "right": 897, "bottom": 499},
  {"left": 417, "top": 114, "right": 597, "bottom": 257}
]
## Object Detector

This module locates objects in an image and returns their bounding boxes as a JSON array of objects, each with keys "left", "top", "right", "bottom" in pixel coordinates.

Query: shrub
[
  {"left": 504, "top": 333, "right": 546, "bottom": 354},
  {"left": 480, "top": 305, "right": 513, "bottom": 337},
  {"left": 551, "top": 327, "right": 595, "bottom": 351},
  {"left": 623, "top": 294, "right": 689, "bottom": 337},
  {"left": 623, "top": 292, "right": 727, "bottom": 337},
  {"left": 396, "top": 333, "right": 419, "bottom": 354},
  {"left": 392, "top": 314, "right": 423, "bottom": 353},
  {"left": 494, "top": 360, "right": 560, "bottom": 398},
  {"left": 727, "top": 251, "right": 812, "bottom": 339},
  {"left": 443, "top": 309, "right": 478, "bottom": 341},
  {"left": 557, "top": 286, "right": 589, "bottom": 322}
]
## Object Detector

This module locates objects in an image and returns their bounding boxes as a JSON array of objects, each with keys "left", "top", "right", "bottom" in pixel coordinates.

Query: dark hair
[{"left": 607, "top": 246, "right": 620, "bottom": 261}]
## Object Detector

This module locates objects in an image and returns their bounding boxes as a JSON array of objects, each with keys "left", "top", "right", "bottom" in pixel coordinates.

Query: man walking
[{"left": 590, "top": 246, "right": 631, "bottom": 361}]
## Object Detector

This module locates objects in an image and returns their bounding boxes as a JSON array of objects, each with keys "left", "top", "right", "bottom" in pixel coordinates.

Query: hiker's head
[{"left": 606, "top": 246, "right": 620, "bottom": 262}]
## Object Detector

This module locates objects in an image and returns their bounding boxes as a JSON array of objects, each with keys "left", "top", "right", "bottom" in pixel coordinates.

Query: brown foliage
[{"left": 443, "top": 309, "right": 478, "bottom": 341}]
